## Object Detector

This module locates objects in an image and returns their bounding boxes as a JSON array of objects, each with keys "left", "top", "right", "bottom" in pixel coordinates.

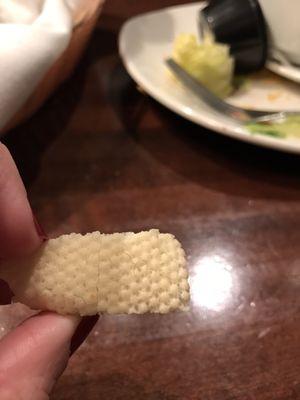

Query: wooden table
[{"left": 3, "top": 1, "right": 300, "bottom": 399}]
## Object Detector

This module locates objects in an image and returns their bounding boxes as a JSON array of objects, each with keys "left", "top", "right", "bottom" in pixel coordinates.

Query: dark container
[{"left": 199, "top": 0, "right": 268, "bottom": 73}]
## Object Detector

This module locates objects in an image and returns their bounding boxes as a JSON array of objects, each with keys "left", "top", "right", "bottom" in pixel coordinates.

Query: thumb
[{"left": 0, "top": 313, "right": 80, "bottom": 400}]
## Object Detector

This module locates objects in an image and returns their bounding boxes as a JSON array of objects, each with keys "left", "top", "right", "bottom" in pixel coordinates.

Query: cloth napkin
[{"left": 0, "top": 0, "right": 83, "bottom": 131}]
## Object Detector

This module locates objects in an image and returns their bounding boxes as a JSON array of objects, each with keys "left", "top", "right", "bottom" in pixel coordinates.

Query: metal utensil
[{"left": 166, "top": 58, "right": 300, "bottom": 124}]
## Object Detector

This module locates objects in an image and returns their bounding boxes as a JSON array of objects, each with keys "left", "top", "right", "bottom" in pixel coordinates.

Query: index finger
[{"left": 0, "top": 143, "right": 42, "bottom": 260}]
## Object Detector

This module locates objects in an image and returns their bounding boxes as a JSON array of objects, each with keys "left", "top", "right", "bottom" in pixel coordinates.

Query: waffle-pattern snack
[{"left": 0, "top": 230, "right": 189, "bottom": 316}]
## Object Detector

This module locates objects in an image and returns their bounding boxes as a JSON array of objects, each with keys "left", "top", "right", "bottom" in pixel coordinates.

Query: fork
[{"left": 166, "top": 58, "right": 300, "bottom": 124}]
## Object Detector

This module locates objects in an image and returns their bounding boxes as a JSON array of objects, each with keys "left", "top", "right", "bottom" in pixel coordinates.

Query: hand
[{"left": 0, "top": 143, "right": 98, "bottom": 399}]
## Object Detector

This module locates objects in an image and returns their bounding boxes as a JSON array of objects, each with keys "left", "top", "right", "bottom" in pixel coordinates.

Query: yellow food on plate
[
  {"left": 173, "top": 33, "right": 234, "bottom": 98},
  {"left": 0, "top": 230, "right": 190, "bottom": 316}
]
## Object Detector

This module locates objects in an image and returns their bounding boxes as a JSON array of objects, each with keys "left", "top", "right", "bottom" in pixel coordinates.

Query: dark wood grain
[{"left": 2, "top": 1, "right": 300, "bottom": 399}]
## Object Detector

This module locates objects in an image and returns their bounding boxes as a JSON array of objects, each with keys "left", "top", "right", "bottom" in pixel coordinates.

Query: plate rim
[{"left": 267, "top": 60, "right": 300, "bottom": 84}]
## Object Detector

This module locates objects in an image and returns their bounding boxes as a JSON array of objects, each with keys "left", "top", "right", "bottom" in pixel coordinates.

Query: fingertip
[{"left": 0, "top": 312, "right": 81, "bottom": 397}]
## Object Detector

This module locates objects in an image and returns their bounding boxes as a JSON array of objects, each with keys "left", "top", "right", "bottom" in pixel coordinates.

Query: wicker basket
[{"left": 3, "top": 0, "right": 103, "bottom": 133}]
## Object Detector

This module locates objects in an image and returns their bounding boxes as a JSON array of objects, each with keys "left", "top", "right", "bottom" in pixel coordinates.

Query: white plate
[
  {"left": 267, "top": 60, "right": 300, "bottom": 84},
  {"left": 119, "top": 2, "right": 300, "bottom": 154}
]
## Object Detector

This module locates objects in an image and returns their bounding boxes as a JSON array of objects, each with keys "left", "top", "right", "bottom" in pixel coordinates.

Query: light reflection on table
[{"left": 190, "top": 254, "right": 237, "bottom": 312}]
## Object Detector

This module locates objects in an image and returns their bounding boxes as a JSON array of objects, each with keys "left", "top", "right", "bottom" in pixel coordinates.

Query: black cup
[{"left": 199, "top": 0, "right": 268, "bottom": 73}]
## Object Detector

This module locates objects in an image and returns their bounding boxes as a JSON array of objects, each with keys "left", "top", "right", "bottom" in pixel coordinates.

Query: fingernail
[
  {"left": 70, "top": 315, "right": 99, "bottom": 355},
  {"left": 32, "top": 214, "right": 48, "bottom": 241},
  {"left": 0, "top": 279, "right": 13, "bottom": 305}
]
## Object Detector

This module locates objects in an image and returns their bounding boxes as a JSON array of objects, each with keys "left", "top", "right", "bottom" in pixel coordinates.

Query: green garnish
[
  {"left": 247, "top": 116, "right": 300, "bottom": 139},
  {"left": 247, "top": 124, "right": 286, "bottom": 138}
]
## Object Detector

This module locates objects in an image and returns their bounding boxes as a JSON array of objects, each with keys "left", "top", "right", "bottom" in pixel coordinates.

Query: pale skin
[{"left": 0, "top": 143, "right": 97, "bottom": 399}]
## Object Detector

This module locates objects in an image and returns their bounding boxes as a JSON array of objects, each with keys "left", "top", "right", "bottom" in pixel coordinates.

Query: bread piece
[
  {"left": 1, "top": 230, "right": 189, "bottom": 316},
  {"left": 1, "top": 233, "right": 100, "bottom": 315}
]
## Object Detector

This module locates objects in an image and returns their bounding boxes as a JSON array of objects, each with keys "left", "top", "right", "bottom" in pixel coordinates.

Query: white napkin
[{"left": 0, "top": 0, "right": 82, "bottom": 130}]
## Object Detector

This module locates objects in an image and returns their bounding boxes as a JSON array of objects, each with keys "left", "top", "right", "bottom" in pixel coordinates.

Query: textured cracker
[{"left": 1, "top": 230, "right": 189, "bottom": 316}]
